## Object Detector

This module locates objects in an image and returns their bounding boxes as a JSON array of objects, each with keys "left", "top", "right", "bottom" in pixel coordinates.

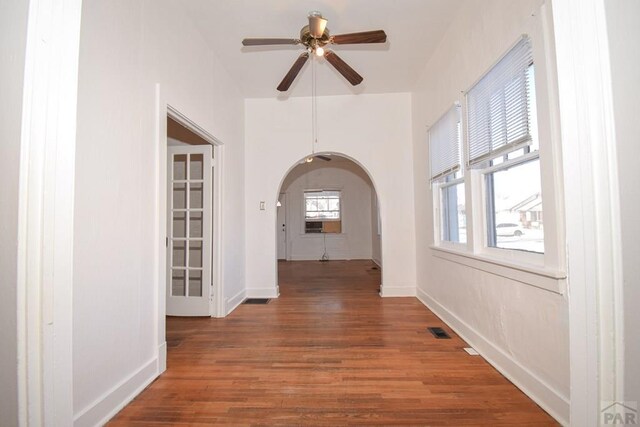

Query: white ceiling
[{"left": 182, "top": 0, "right": 462, "bottom": 98}]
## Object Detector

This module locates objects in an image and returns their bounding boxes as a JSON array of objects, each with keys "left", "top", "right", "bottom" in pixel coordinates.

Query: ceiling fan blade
[
  {"left": 331, "top": 30, "right": 387, "bottom": 45},
  {"left": 242, "top": 38, "right": 300, "bottom": 46},
  {"left": 277, "top": 52, "right": 310, "bottom": 92},
  {"left": 315, "top": 155, "right": 332, "bottom": 162},
  {"left": 324, "top": 50, "right": 363, "bottom": 86},
  {"left": 308, "top": 15, "right": 328, "bottom": 39}
]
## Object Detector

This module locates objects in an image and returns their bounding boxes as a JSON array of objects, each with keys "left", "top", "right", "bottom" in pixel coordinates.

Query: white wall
[
  {"left": 73, "top": 0, "right": 244, "bottom": 424},
  {"left": 0, "top": 1, "right": 29, "bottom": 425},
  {"left": 411, "top": 0, "right": 569, "bottom": 423},
  {"left": 280, "top": 159, "right": 374, "bottom": 261},
  {"left": 605, "top": 0, "right": 640, "bottom": 405},
  {"left": 245, "top": 93, "right": 415, "bottom": 297}
]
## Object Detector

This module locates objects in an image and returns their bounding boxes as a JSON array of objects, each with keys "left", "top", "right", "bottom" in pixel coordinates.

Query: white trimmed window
[
  {"left": 304, "top": 190, "right": 341, "bottom": 233},
  {"left": 466, "top": 36, "right": 544, "bottom": 254},
  {"left": 430, "top": 104, "right": 465, "bottom": 243}
]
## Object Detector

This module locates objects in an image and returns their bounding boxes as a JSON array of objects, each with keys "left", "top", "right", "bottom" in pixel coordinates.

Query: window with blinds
[
  {"left": 429, "top": 104, "right": 461, "bottom": 181},
  {"left": 466, "top": 36, "right": 534, "bottom": 167}
]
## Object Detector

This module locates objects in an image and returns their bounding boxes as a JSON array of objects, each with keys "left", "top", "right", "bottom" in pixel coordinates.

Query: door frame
[
  {"left": 277, "top": 192, "right": 288, "bottom": 260},
  {"left": 155, "top": 86, "right": 225, "bottom": 372}
]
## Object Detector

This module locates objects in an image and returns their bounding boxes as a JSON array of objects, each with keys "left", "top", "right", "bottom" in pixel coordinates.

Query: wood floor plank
[{"left": 108, "top": 260, "right": 557, "bottom": 426}]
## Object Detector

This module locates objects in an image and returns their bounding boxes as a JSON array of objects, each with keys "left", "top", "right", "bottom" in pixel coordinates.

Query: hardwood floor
[{"left": 109, "top": 260, "right": 557, "bottom": 426}]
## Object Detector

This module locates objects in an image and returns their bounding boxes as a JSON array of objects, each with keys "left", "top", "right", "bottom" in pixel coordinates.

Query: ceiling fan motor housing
[{"left": 300, "top": 25, "right": 331, "bottom": 49}]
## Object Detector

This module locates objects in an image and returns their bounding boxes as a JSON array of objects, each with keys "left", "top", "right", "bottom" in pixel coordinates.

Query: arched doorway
[{"left": 275, "top": 153, "right": 382, "bottom": 293}]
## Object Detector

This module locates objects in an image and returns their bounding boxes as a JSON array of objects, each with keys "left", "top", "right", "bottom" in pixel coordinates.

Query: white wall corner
[
  {"left": 226, "top": 289, "right": 247, "bottom": 315},
  {"left": 245, "top": 287, "right": 280, "bottom": 299},
  {"left": 416, "top": 287, "right": 569, "bottom": 425},
  {"left": 157, "top": 342, "right": 167, "bottom": 374},
  {"left": 379, "top": 284, "right": 416, "bottom": 297},
  {"left": 73, "top": 358, "right": 159, "bottom": 427}
]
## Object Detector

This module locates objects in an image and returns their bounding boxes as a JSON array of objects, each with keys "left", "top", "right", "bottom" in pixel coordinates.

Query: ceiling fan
[{"left": 242, "top": 11, "right": 387, "bottom": 91}]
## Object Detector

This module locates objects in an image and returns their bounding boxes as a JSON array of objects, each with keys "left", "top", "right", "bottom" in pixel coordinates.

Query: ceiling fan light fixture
[{"left": 241, "top": 12, "right": 387, "bottom": 90}]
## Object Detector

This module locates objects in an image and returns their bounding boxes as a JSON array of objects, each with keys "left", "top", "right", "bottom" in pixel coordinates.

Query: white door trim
[
  {"left": 551, "top": 0, "right": 624, "bottom": 425},
  {"left": 277, "top": 192, "right": 288, "bottom": 261},
  {"left": 155, "top": 89, "right": 225, "bottom": 370},
  {"left": 16, "top": 0, "right": 82, "bottom": 425}
]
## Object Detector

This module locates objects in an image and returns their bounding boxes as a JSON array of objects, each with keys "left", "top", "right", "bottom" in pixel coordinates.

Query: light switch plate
[{"left": 259, "top": 201, "right": 265, "bottom": 210}]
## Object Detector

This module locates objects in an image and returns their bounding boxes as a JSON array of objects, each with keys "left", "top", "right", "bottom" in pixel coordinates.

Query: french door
[{"left": 167, "top": 145, "right": 213, "bottom": 316}]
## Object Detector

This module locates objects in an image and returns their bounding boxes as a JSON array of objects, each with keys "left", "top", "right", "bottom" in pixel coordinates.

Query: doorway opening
[
  {"left": 165, "top": 112, "right": 222, "bottom": 318},
  {"left": 275, "top": 153, "right": 382, "bottom": 292}
]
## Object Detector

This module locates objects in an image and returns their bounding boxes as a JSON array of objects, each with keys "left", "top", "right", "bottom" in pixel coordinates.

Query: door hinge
[{"left": 165, "top": 237, "right": 168, "bottom": 247}]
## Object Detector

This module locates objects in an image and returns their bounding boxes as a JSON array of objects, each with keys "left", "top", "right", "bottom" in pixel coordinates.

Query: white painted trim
[
  {"left": 156, "top": 89, "right": 226, "bottom": 323},
  {"left": 288, "top": 255, "right": 373, "bottom": 261},
  {"left": 551, "top": 0, "right": 625, "bottom": 424},
  {"left": 212, "top": 145, "right": 225, "bottom": 318},
  {"left": 379, "top": 285, "right": 416, "bottom": 297},
  {"left": 371, "top": 258, "right": 382, "bottom": 268},
  {"left": 246, "top": 287, "right": 280, "bottom": 299},
  {"left": 225, "top": 289, "right": 246, "bottom": 315},
  {"left": 17, "top": 0, "right": 82, "bottom": 425},
  {"left": 167, "top": 104, "right": 222, "bottom": 146},
  {"left": 157, "top": 342, "right": 167, "bottom": 374},
  {"left": 73, "top": 357, "right": 158, "bottom": 427},
  {"left": 416, "top": 288, "right": 569, "bottom": 425},
  {"left": 431, "top": 246, "right": 565, "bottom": 294}
]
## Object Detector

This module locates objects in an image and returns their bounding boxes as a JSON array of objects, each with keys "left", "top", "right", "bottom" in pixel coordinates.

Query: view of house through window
[
  {"left": 304, "top": 190, "right": 342, "bottom": 233},
  {"left": 486, "top": 156, "right": 543, "bottom": 253},
  {"left": 484, "top": 64, "right": 544, "bottom": 254}
]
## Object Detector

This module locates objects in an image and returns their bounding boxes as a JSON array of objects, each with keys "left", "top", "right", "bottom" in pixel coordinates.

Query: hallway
[{"left": 109, "top": 260, "right": 556, "bottom": 425}]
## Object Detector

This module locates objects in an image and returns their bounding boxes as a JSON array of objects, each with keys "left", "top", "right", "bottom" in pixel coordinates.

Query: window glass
[
  {"left": 304, "top": 191, "right": 340, "bottom": 220},
  {"left": 304, "top": 190, "right": 341, "bottom": 234},
  {"left": 486, "top": 158, "right": 543, "bottom": 253},
  {"left": 441, "top": 180, "right": 466, "bottom": 244}
]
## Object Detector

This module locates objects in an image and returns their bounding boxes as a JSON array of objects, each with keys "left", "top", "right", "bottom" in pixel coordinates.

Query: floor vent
[
  {"left": 427, "top": 327, "right": 451, "bottom": 339},
  {"left": 243, "top": 298, "right": 270, "bottom": 304}
]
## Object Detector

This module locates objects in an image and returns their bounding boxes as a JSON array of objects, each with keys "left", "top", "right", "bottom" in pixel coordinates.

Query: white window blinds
[
  {"left": 466, "top": 36, "right": 533, "bottom": 167},
  {"left": 429, "top": 104, "right": 461, "bottom": 181}
]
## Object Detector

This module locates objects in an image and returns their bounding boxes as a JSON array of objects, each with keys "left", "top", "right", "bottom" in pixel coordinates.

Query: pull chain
[{"left": 311, "top": 51, "right": 319, "bottom": 155}]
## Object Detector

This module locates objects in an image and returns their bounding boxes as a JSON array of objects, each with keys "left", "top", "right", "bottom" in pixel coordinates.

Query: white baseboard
[
  {"left": 416, "top": 287, "right": 569, "bottom": 425},
  {"left": 245, "top": 287, "right": 279, "bottom": 299},
  {"left": 226, "top": 288, "right": 246, "bottom": 315},
  {"left": 380, "top": 284, "right": 416, "bottom": 297},
  {"left": 73, "top": 357, "right": 158, "bottom": 427},
  {"left": 288, "top": 254, "right": 372, "bottom": 261},
  {"left": 371, "top": 257, "right": 382, "bottom": 268}
]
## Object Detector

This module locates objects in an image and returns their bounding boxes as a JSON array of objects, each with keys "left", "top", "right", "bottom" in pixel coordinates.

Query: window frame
[
  {"left": 479, "top": 150, "right": 544, "bottom": 264},
  {"left": 430, "top": 19, "right": 566, "bottom": 287},
  {"left": 302, "top": 189, "right": 343, "bottom": 235},
  {"left": 434, "top": 174, "right": 466, "bottom": 248},
  {"left": 430, "top": 104, "right": 467, "bottom": 248}
]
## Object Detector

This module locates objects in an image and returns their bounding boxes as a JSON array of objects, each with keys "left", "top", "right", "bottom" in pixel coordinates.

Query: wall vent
[
  {"left": 243, "top": 298, "right": 271, "bottom": 304},
  {"left": 427, "top": 327, "right": 451, "bottom": 339}
]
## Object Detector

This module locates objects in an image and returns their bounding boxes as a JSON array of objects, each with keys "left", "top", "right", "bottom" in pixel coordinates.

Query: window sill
[{"left": 429, "top": 245, "right": 566, "bottom": 295}]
